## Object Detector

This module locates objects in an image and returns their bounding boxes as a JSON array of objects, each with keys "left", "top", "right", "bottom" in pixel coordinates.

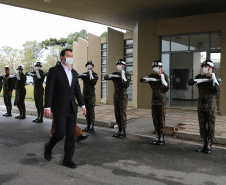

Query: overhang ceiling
[{"left": 1, "top": 0, "right": 226, "bottom": 31}]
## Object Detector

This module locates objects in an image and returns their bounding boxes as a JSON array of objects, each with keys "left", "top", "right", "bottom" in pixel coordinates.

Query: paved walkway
[{"left": 1, "top": 98, "right": 226, "bottom": 144}]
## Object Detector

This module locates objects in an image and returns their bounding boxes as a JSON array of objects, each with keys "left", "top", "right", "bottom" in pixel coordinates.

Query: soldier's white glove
[
  {"left": 27, "top": 72, "right": 35, "bottom": 76},
  {"left": 9, "top": 74, "right": 16, "bottom": 78},
  {"left": 194, "top": 78, "right": 210, "bottom": 84},
  {"left": 108, "top": 74, "right": 121, "bottom": 79},
  {"left": 16, "top": 72, "right": 21, "bottom": 80},
  {"left": 35, "top": 70, "right": 41, "bottom": 79},
  {"left": 211, "top": 73, "right": 219, "bottom": 86},
  {"left": 121, "top": 70, "right": 127, "bottom": 82},
  {"left": 78, "top": 73, "right": 88, "bottom": 77},
  {"left": 88, "top": 70, "right": 94, "bottom": 80},
  {"left": 160, "top": 74, "right": 168, "bottom": 86},
  {"left": 143, "top": 76, "right": 160, "bottom": 82}
]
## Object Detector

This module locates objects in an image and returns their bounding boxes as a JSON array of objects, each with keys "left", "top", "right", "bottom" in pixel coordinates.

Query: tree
[
  {"left": 0, "top": 46, "right": 23, "bottom": 74},
  {"left": 42, "top": 45, "right": 62, "bottom": 72},
  {"left": 22, "top": 40, "right": 44, "bottom": 72},
  {"left": 100, "top": 31, "right": 108, "bottom": 37}
]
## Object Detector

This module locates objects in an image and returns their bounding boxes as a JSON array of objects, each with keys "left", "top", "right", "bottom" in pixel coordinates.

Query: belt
[{"left": 152, "top": 96, "right": 166, "bottom": 100}]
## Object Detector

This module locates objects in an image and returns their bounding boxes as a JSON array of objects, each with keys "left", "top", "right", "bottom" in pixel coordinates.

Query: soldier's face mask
[
  {"left": 203, "top": 67, "right": 209, "bottom": 74},
  {"left": 65, "top": 57, "right": 73, "bottom": 66},
  {"left": 153, "top": 67, "right": 160, "bottom": 73},
  {"left": 117, "top": 65, "right": 122, "bottom": 71},
  {"left": 34, "top": 67, "right": 41, "bottom": 70},
  {"left": 86, "top": 65, "right": 92, "bottom": 70}
]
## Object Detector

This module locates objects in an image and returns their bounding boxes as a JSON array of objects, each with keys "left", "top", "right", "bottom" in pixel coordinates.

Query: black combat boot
[
  {"left": 196, "top": 139, "right": 207, "bottom": 152},
  {"left": 5, "top": 111, "right": 12, "bottom": 117},
  {"left": 205, "top": 139, "right": 212, "bottom": 154},
  {"left": 152, "top": 132, "right": 159, "bottom": 145},
  {"left": 119, "top": 125, "right": 126, "bottom": 138},
  {"left": 82, "top": 122, "right": 91, "bottom": 132},
  {"left": 112, "top": 126, "right": 122, "bottom": 138},
  {"left": 35, "top": 113, "right": 43, "bottom": 123},
  {"left": 15, "top": 111, "right": 22, "bottom": 119},
  {"left": 33, "top": 111, "right": 40, "bottom": 122},
  {"left": 19, "top": 112, "right": 26, "bottom": 119},
  {"left": 89, "top": 122, "right": 95, "bottom": 133},
  {"left": 159, "top": 133, "right": 165, "bottom": 146}
]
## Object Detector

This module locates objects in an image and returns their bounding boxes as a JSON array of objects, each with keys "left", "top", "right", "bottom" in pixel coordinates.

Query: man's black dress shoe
[
  {"left": 76, "top": 135, "right": 89, "bottom": 142},
  {"left": 44, "top": 143, "right": 52, "bottom": 161},
  {"left": 62, "top": 161, "right": 77, "bottom": 169}
]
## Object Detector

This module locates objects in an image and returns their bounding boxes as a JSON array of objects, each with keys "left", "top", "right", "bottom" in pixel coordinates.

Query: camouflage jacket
[
  {"left": 141, "top": 73, "right": 169, "bottom": 105},
  {"left": 188, "top": 74, "right": 221, "bottom": 102},
  {"left": 0, "top": 74, "right": 14, "bottom": 93},
  {"left": 78, "top": 71, "right": 98, "bottom": 98},
  {"left": 104, "top": 71, "right": 131, "bottom": 98},
  {"left": 15, "top": 72, "right": 27, "bottom": 90},
  {"left": 27, "top": 70, "right": 45, "bottom": 88}
]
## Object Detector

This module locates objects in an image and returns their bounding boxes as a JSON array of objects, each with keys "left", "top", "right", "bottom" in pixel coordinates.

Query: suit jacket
[{"left": 44, "top": 64, "right": 85, "bottom": 116}]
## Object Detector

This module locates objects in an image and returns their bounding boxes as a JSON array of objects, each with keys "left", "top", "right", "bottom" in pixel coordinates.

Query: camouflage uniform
[
  {"left": 105, "top": 71, "right": 131, "bottom": 135},
  {"left": 27, "top": 69, "right": 45, "bottom": 122},
  {"left": 0, "top": 75, "right": 14, "bottom": 116},
  {"left": 78, "top": 71, "right": 98, "bottom": 131},
  {"left": 188, "top": 74, "right": 221, "bottom": 140},
  {"left": 141, "top": 73, "right": 169, "bottom": 133},
  {"left": 15, "top": 72, "right": 27, "bottom": 118}
]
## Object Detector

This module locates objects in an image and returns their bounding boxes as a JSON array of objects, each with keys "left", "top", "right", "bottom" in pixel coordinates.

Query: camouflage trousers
[
  {"left": 114, "top": 95, "right": 128, "bottom": 127},
  {"left": 16, "top": 88, "right": 26, "bottom": 114},
  {"left": 198, "top": 102, "right": 216, "bottom": 140},
  {"left": 151, "top": 104, "right": 166, "bottom": 133},
  {"left": 34, "top": 87, "right": 44, "bottom": 115},
  {"left": 3, "top": 91, "right": 12, "bottom": 112},
  {"left": 84, "top": 96, "right": 96, "bottom": 124}
]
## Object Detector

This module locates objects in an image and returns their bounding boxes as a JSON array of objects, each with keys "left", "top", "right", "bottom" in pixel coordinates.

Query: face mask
[
  {"left": 117, "top": 65, "right": 122, "bottom": 71},
  {"left": 86, "top": 65, "right": 92, "bottom": 70},
  {"left": 153, "top": 67, "right": 160, "bottom": 73},
  {"left": 34, "top": 67, "right": 41, "bottom": 70},
  {"left": 65, "top": 57, "right": 73, "bottom": 66},
  {"left": 203, "top": 67, "right": 209, "bottom": 74}
]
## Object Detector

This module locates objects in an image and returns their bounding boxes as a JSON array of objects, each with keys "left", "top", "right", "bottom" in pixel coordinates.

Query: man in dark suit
[{"left": 44, "top": 49, "right": 86, "bottom": 169}]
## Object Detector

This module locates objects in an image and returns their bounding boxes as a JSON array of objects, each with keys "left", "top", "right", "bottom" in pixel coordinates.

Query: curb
[{"left": 175, "top": 131, "right": 226, "bottom": 145}]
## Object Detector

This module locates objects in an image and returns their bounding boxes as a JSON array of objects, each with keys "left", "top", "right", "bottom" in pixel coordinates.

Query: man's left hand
[{"left": 82, "top": 107, "right": 86, "bottom": 116}]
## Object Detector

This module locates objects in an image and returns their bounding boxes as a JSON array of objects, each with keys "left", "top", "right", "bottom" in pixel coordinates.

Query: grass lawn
[{"left": 0, "top": 84, "right": 45, "bottom": 102}]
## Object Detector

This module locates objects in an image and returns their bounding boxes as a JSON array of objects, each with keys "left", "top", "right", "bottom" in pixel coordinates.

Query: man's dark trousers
[{"left": 48, "top": 103, "right": 77, "bottom": 162}]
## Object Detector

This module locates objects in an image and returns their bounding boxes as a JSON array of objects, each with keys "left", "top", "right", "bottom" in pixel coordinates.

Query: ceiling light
[{"left": 44, "top": 0, "right": 52, "bottom": 2}]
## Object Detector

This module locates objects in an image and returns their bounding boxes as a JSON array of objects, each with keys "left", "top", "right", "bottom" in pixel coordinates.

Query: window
[
  {"left": 124, "top": 39, "right": 133, "bottom": 101},
  {"left": 101, "top": 43, "right": 107, "bottom": 99}
]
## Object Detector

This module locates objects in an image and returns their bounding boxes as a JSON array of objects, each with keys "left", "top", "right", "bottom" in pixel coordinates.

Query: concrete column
[
  {"left": 88, "top": 33, "right": 101, "bottom": 102},
  {"left": 133, "top": 20, "right": 160, "bottom": 108},
  {"left": 106, "top": 27, "right": 124, "bottom": 105}
]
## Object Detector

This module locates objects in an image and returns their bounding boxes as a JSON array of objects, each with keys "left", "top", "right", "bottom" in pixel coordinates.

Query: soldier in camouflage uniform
[
  {"left": 26, "top": 62, "right": 45, "bottom": 123},
  {"left": 12, "top": 66, "right": 27, "bottom": 119},
  {"left": 140, "top": 60, "right": 169, "bottom": 145},
  {"left": 104, "top": 59, "right": 131, "bottom": 138},
  {"left": 78, "top": 61, "right": 98, "bottom": 133},
  {"left": 0, "top": 67, "right": 14, "bottom": 117},
  {"left": 188, "top": 60, "right": 221, "bottom": 154}
]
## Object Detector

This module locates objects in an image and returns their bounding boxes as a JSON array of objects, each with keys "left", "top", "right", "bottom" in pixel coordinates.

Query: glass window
[
  {"left": 125, "top": 39, "right": 133, "bottom": 46},
  {"left": 190, "top": 34, "right": 209, "bottom": 51},
  {"left": 126, "top": 66, "right": 133, "bottom": 73},
  {"left": 125, "top": 57, "right": 133, "bottom": 63},
  {"left": 102, "top": 51, "right": 107, "bottom": 57},
  {"left": 125, "top": 48, "right": 133, "bottom": 55},
  {"left": 162, "top": 37, "right": 170, "bottom": 52},
  {"left": 211, "top": 33, "right": 221, "bottom": 50},
  {"left": 102, "top": 43, "right": 107, "bottom": 49},
  {"left": 171, "top": 35, "right": 189, "bottom": 51},
  {"left": 101, "top": 66, "right": 107, "bottom": 73},
  {"left": 102, "top": 58, "right": 107, "bottom": 64}
]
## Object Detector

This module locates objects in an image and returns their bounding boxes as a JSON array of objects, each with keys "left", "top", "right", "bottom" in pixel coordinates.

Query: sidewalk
[{"left": 1, "top": 98, "right": 226, "bottom": 144}]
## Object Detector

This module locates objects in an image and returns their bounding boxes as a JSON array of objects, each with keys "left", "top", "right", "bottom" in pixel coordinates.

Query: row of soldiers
[
  {"left": 0, "top": 62, "right": 45, "bottom": 123},
  {"left": 1, "top": 57, "right": 221, "bottom": 154}
]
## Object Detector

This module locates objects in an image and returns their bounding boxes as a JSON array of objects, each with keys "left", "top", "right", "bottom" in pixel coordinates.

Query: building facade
[{"left": 73, "top": 12, "right": 226, "bottom": 115}]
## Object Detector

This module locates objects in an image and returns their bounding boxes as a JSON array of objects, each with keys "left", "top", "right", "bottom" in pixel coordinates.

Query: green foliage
[
  {"left": 100, "top": 31, "right": 108, "bottom": 37},
  {"left": 41, "top": 29, "right": 88, "bottom": 50}
]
